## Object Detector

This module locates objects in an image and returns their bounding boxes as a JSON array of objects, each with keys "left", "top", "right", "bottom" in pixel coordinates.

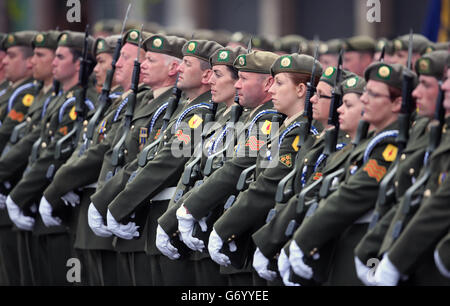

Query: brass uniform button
[
  {"left": 46, "top": 122, "right": 50, "bottom": 128},
  {"left": 394, "top": 181, "right": 398, "bottom": 188},
  {"left": 409, "top": 168, "right": 415, "bottom": 175},
  {"left": 304, "top": 158, "right": 308, "bottom": 163},
  {"left": 49, "top": 130, "right": 53, "bottom": 136},
  {"left": 309, "top": 248, "right": 318, "bottom": 257},
  {"left": 124, "top": 149, "right": 128, "bottom": 156},
  {"left": 345, "top": 134, "right": 350, "bottom": 138},
  {"left": 41, "top": 142, "right": 47, "bottom": 149},
  {"left": 83, "top": 120, "right": 88, "bottom": 127},
  {"left": 424, "top": 189, "right": 431, "bottom": 197},
  {"left": 26, "top": 116, "right": 32, "bottom": 123},
  {"left": 131, "top": 125, "right": 135, "bottom": 130},
  {"left": 401, "top": 154, "right": 406, "bottom": 161}
]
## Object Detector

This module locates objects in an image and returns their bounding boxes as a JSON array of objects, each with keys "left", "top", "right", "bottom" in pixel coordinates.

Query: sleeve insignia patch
[
  {"left": 154, "top": 129, "right": 161, "bottom": 140},
  {"left": 245, "top": 136, "right": 265, "bottom": 151},
  {"left": 188, "top": 115, "right": 203, "bottom": 129},
  {"left": 22, "top": 94, "right": 34, "bottom": 107},
  {"left": 292, "top": 135, "right": 300, "bottom": 152},
  {"left": 175, "top": 129, "right": 191, "bottom": 144},
  {"left": 69, "top": 106, "right": 77, "bottom": 121},
  {"left": 363, "top": 159, "right": 387, "bottom": 182},
  {"left": 280, "top": 154, "right": 292, "bottom": 167},
  {"left": 382, "top": 144, "right": 398, "bottom": 162},
  {"left": 139, "top": 127, "right": 148, "bottom": 145},
  {"left": 59, "top": 126, "right": 68, "bottom": 136},
  {"left": 8, "top": 109, "right": 24, "bottom": 122},
  {"left": 313, "top": 172, "right": 323, "bottom": 180},
  {"left": 261, "top": 120, "right": 272, "bottom": 135}
]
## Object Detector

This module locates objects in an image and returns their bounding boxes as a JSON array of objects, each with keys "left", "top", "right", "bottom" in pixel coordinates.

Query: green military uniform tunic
[
  {"left": 377, "top": 117, "right": 450, "bottom": 285},
  {"left": 213, "top": 112, "right": 316, "bottom": 271},
  {"left": 290, "top": 120, "right": 400, "bottom": 285},
  {"left": 354, "top": 115, "right": 430, "bottom": 264}
]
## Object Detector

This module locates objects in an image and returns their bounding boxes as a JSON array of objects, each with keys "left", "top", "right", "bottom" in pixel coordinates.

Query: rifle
[
  {"left": 368, "top": 30, "right": 416, "bottom": 229},
  {"left": 137, "top": 75, "right": 182, "bottom": 167},
  {"left": 111, "top": 25, "right": 143, "bottom": 168},
  {"left": 55, "top": 26, "right": 94, "bottom": 160},
  {"left": 84, "top": 4, "right": 131, "bottom": 151},
  {"left": 275, "top": 40, "right": 320, "bottom": 204}
]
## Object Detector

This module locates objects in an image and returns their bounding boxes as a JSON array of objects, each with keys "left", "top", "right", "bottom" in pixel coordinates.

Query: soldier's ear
[
  {"left": 392, "top": 96, "right": 402, "bottom": 113},
  {"left": 296, "top": 82, "right": 307, "bottom": 99},
  {"left": 263, "top": 75, "right": 274, "bottom": 92},
  {"left": 201, "top": 68, "right": 213, "bottom": 85},
  {"left": 168, "top": 60, "right": 179, "bottom": 77}
]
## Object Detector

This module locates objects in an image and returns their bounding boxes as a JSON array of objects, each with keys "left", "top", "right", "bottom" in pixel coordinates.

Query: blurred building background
[{"left": 0, "top": 0, "right": 448, "bottom": 42}]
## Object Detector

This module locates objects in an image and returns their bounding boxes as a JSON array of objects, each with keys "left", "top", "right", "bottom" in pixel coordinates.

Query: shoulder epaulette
[
  {"left": 149, "top": 102, "right": 169, "bottom": 134},
  {"left": 58, "top": 97, "right": 95, "bottom": 122},
  {"left": 7, "top": 82, "right": 36, "bottom": 112},
  {"left": 113, "top": 97, "right": 129, "bottom": 122},
  {"left": 174, "top": 102, "right": 212, "bottom": 130},
  {"left": 363, "top": 130, "right": 399, "bottom": 164},
  {"left": 247, "top": 109, "right": 279, "bottom": 138}
]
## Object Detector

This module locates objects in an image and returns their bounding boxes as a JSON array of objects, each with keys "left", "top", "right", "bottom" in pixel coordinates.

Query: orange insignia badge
[
  {"left": 280, "top": 154, "right": 292, "bottom": 167},
  {"left": 175, "top": 130, "right": 191, "bottom": 144},
  {"left": 245, "top": 136, "right": 265, "bottom": 151},
  {"left": 59, "top": 126, "right": 68, "bottom": 136},
  {"left": 188, "top": 115, "right": 203, "bottom": 129},
  {"left": 8, "top": 109, "right": 24, "bottom": 122},
  {"left": 382, "top": 144, "right": 398, "bottom": 162},
  {"left": 363, "top": 159, "right": 387, "bottom": 182},
  {"left": 313, "top": 172, "right": 323, "bottom": 180},
  {"left": 261, "top": 120, "right": 272, "bottom": 135}
]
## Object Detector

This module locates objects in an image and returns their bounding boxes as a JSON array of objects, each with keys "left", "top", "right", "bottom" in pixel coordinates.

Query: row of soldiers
[{"left": 0, "top": 24, "right": 449, "bottom": 286}]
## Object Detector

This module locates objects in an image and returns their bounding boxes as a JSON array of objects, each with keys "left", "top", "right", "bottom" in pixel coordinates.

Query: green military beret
[
  {"left": 94, "top": 19, "right": 122, "bottom": 35},
  {"left": 274, "top": 34, "right": 308, "bottom": 54},
  {"left": 58, "top": 31, "right": 95, "bottom": 53},
  {"left": 143, "top": 34, "right": 187, "bottom": 59},
  {"left": 375, "top": 38, "right": 395, "bottom": 55},
  {"left": 364, "top": 62, "right": 417, "bottom": 90},
  {"left": 415, "top": 50, "right": 449, "bottom": 80},
  {"left": 433, "top": 41, "right": 450, "bottom": 51},
  {"left": 93, "top": 35, "right": 119, "bottom": 57},
  {"left": 341, "top": 75, "right": 366, "bottom": 96},
  {"left": 343, "top": 35, "right": 376, "bottom": 53},
  {"left": 230, "top": 31, "right": 252, "bottom": 46},
  {"left": 32, "top": 30, "right": 60, "bottom": 50},
  {"left": 320, "top": 66, "right": 355, "bottom": 88},
  {"left": 252, "top": 35, "right": 274, "bottom": 52},
  {"left": 210, "top": 46, "right": 246, "bottom": 67},
  {"left": 393, "top": 34, "right": 432, "bottom": 55},
  {"left": 319, "top": 39, "right": 344, "bottom": 55},
  {"left": 4, "top": 31, "right": 37, "bottom": 49},
  {"left": 271, "top": 53, "right": 322, "bottom": 79},
  {"left": 0, "top": 33, "right": 7, "bottom": 51},
  {"left": 182, "top": 39, "right": 223, "bottom": 62},
  {"left": 234, "top": 50, "right": 279, "bottom": 74},
  {"left": 122, "top": 29, "right": 152, "bottom": 47}
]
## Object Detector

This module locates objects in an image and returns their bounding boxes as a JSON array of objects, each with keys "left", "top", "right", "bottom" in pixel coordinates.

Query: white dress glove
[
  {"left": 156, "top": 224, "right": 181, "bottom": 260},
  {"left": 87, "top": 203, "right": 112, "bottom": 237},
  {"left": 176, "top": 204, "right": 205, "bottom": 252},
  {"left": 106, "top": 209, "right": 140, "bottom": 240},
  {"left": 39, "top": 196, "right": 62, "bottom": 227},
  {"left": 253, "top": 247, "right": 277, "bottom": 281},
  {"left": 289, "top": 240, "right": 313, "bottom": 280},
  {"left": 6, "top": 196, "right": 35, "bottom": 231},
  {"left": 61, "top": 191, "right": 80, "bottom": 207},
  {"left": 208, "top": 229, "right": 231, "bottom": 267},
  {"left": 355, "top": 256, "right": 377, "bottom": 286},
  {"left": 374, "top": 253, "right": 400, "bottom": 286},
  {"left": 278, "top": 248, "right": 300, "bottom": 286}
]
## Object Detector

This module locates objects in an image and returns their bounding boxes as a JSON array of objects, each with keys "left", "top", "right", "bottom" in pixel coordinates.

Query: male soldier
[
  {"left": 0, "top": 31, "right": 39, "bottom": 155},
  {"left": 391, "top": 33, "right": 433, "bottom": 69},
  {"left": 369, "top": 52, "right": 450, "bottom": 286},
  {"left": 434, "top": 55, "right": 450, "bottom": 279},
  {"left": 89, "top": 39, "right": 221, "bottom": 285},
  {"left": 374, "top": 38, "right": 395, "bottom": 63},
  {"left": 157, "top": 46, "right": 247, "bottom": 286},
  {"left": 0, "top": 31, "right": 38, "bottom": 285},
  {"left": 161, "top": 50, "right": 280, "bottom": 286},
  {"left": 282, "top": 62, "right": 413, "bottom": 285},
  {"left": 319, "top": 39, "right": 344, "bottom": 68},
  {"left": 3, "top": 32, "right": 97, "bottom": 286},
  {"left": 40, "top": 29, "right": 149, "bottom": 286},
  {"left": 342, "top": 35, "right": 376, "bottom": 77}
]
